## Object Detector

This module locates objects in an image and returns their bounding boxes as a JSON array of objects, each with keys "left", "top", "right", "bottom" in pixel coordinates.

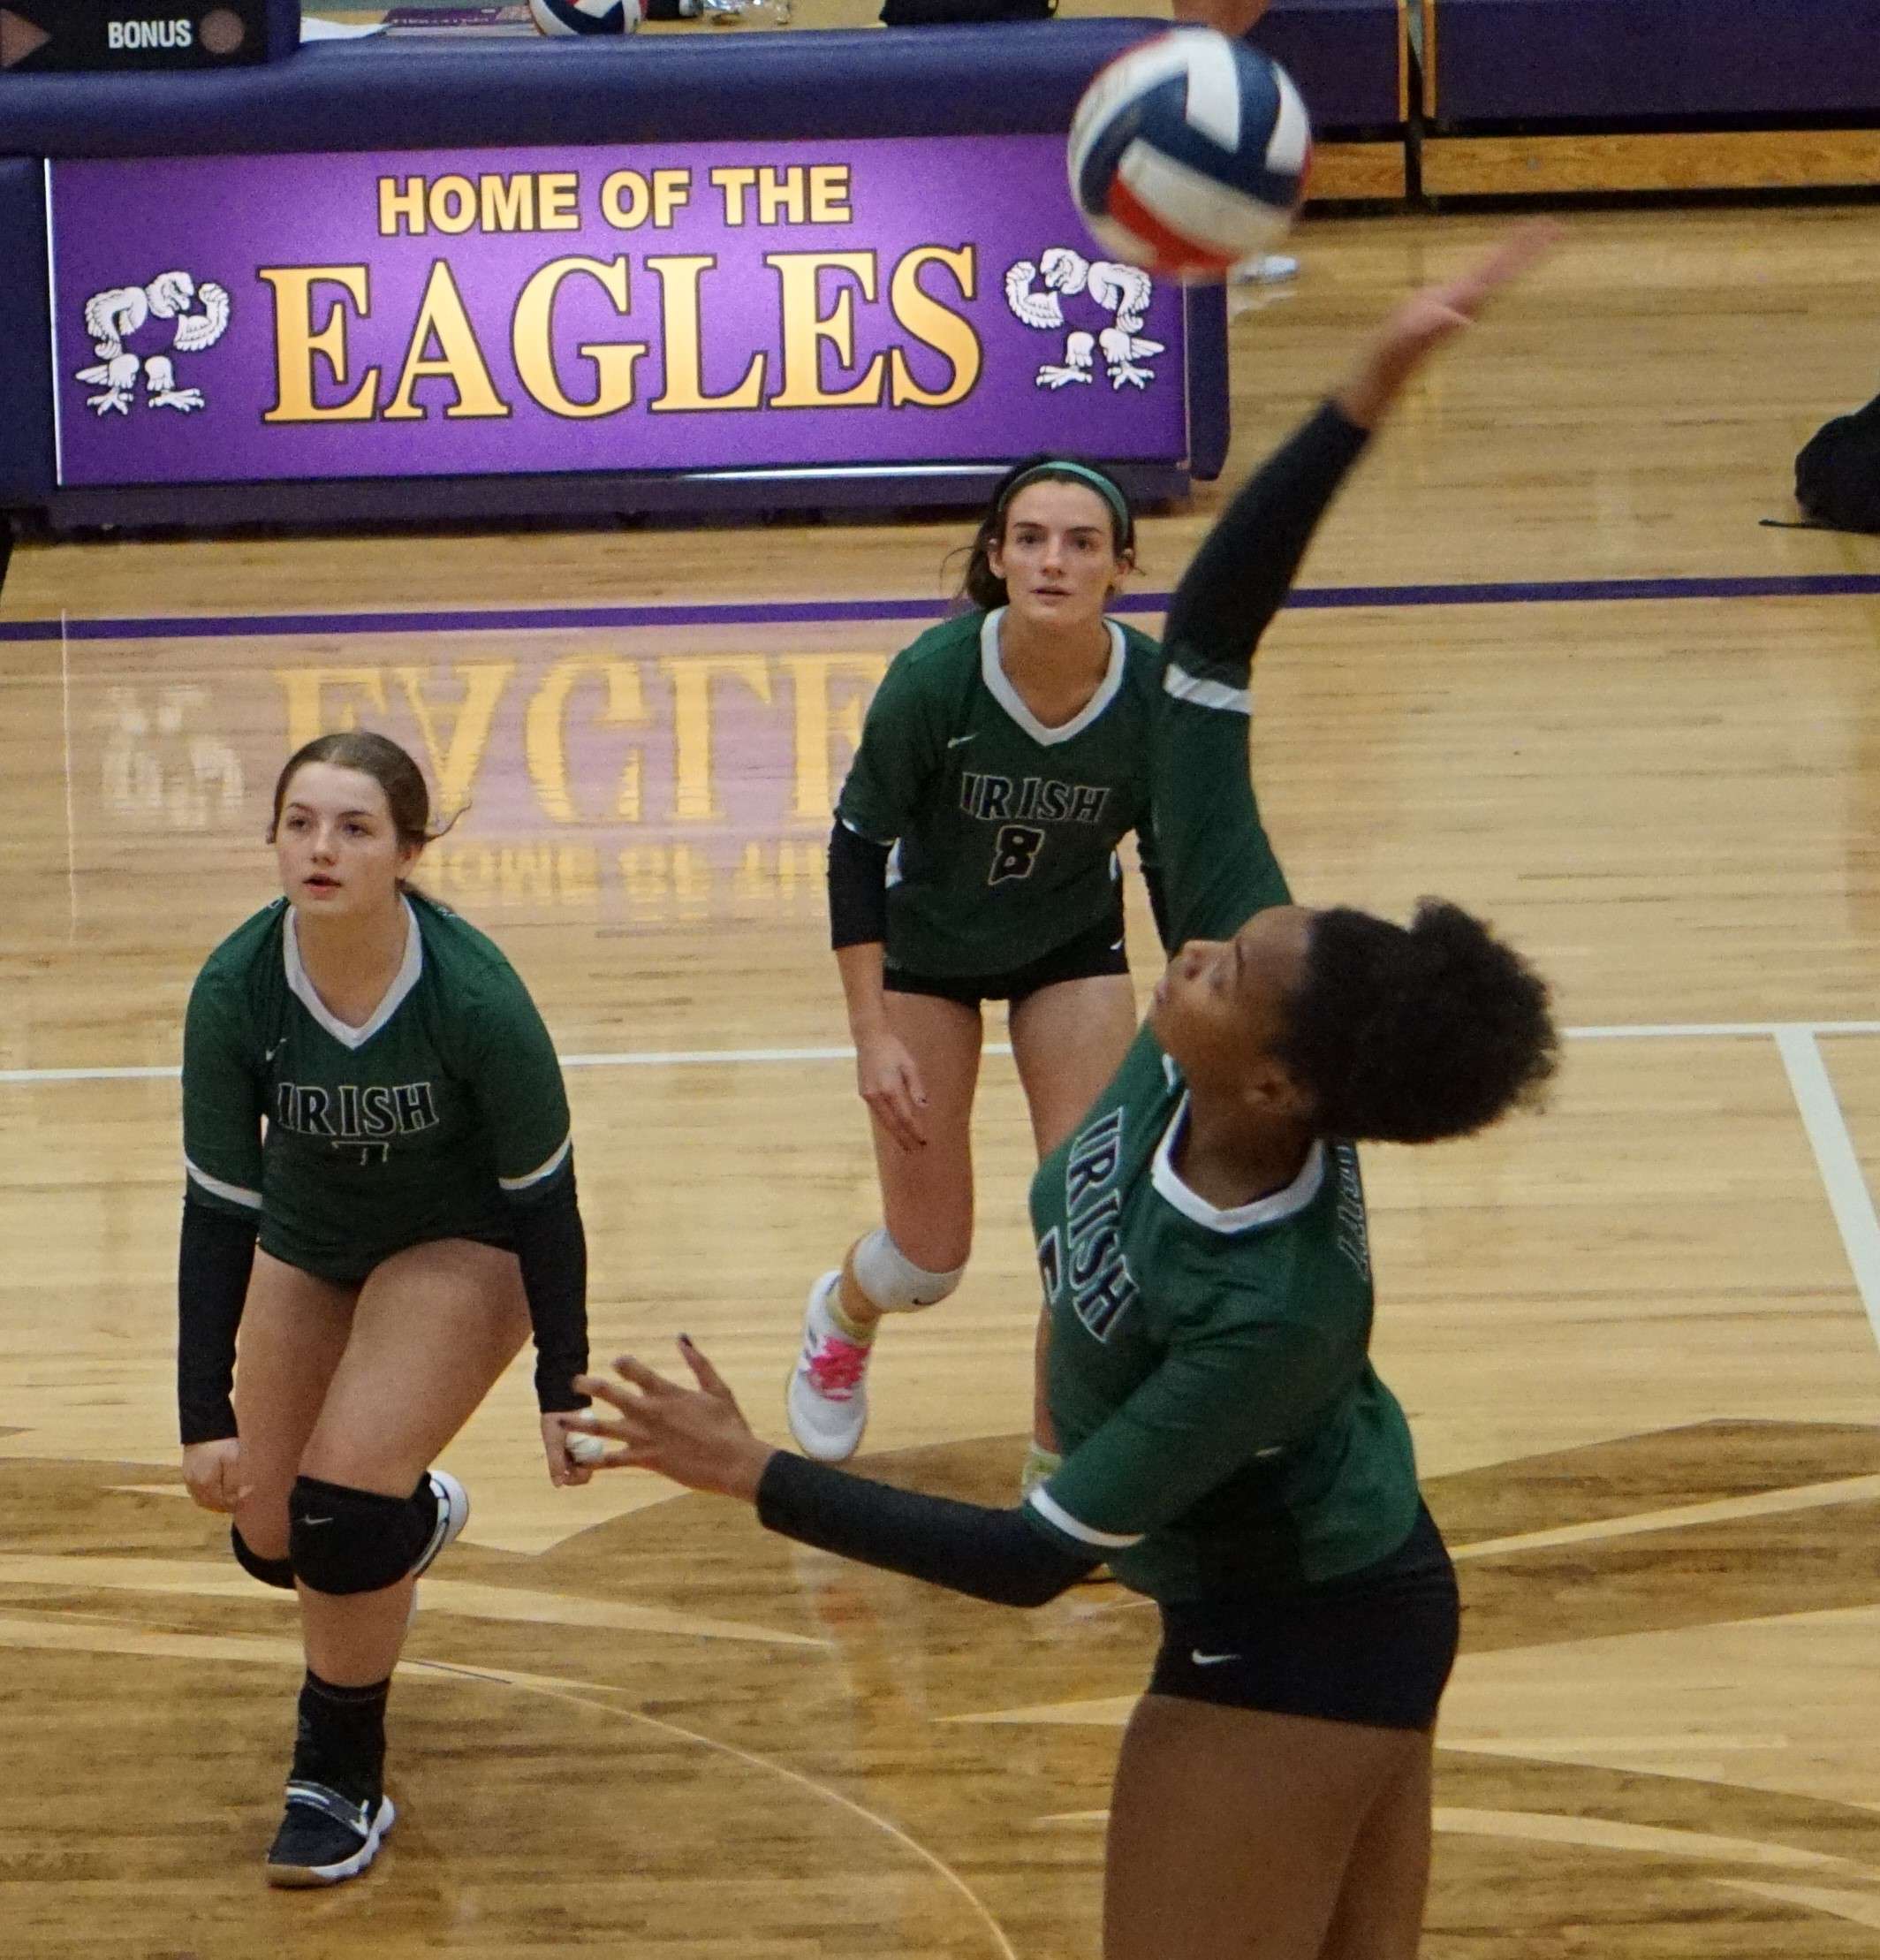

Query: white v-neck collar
[
  {"left": 979, "top": 608, "right": 1126, "bottom": 747},
  {"left": 1151, "top": 1093, "right": 1326, "bottom": 1234},
  {"left": 284, "top": 897, "right": 423, "bottom": 1051}
]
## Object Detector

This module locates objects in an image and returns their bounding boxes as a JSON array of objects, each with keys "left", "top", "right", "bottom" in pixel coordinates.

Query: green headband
[{"left": 998, "top": 460, "right": 1133, "bottom": 536}]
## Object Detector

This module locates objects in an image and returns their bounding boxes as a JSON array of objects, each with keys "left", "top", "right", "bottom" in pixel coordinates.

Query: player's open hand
[
  {"left": 571, "top": 1340, "right": 775, "bottom": 1502},
  {"left": 181, "top": 1436, "right": 246, "bottom": 1514}
]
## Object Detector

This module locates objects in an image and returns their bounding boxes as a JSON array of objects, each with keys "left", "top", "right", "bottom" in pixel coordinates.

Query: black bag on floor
[{"left": 1795, "top": 391, "right": 1880, "bottom": 532}]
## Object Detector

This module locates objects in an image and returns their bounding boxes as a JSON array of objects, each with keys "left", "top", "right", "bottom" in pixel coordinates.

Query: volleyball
[
  {"left": 1067, "top": 29, "right": 1312, "bottom": 279},
  {"left": 528, "top": 0, "right": 638, "bottom": 35}
]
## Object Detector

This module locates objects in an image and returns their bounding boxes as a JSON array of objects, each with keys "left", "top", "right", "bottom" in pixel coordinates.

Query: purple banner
[{"left": 48, "top": 139, "right": 1187, "bottom": 488}]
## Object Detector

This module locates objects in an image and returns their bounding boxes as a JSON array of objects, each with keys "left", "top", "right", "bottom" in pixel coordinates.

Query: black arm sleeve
[
  {"left": 510, "top": 1179, "right": 589, "bottom": 1413},
  {"left": 177, "top": 1197, "right": 258, "bottom": 1446},
  {"left": 827, "top": 819, "right": 891, "bottom": 950},
  {"left": 755, "top": 1452, "right": 1100, "bottom": 1607},
  {"left": 1163, "top": 400, "right": 1372, "bottom": 686}
]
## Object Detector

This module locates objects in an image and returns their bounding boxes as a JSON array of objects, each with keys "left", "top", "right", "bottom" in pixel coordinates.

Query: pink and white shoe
[{"left": 786, "top": 1272, "right": 874, "bottom": 1462}]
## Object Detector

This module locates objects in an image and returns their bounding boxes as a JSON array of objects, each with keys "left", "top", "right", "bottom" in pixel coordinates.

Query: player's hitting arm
[
  {"left": 1152, "top": 225, "right": 1558, "bottom": 951},
  {"left": 1149, "top": 401, "right": 1371, "bottom": 949}
]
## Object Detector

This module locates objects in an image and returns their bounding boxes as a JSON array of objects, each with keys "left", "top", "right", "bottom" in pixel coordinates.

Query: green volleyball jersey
[
  {"left": 836, "top": 608, "right": 1162, "bottom": 978},
  {"left": 1021, "top": 399, "right": 1421, "bottom": 1599},
  {"left": 1025, "top": 1037, "right": 1419, "bottom": 1599},
  {"left": 181, "top": 890, "right": 573, "bottom": 1283}
]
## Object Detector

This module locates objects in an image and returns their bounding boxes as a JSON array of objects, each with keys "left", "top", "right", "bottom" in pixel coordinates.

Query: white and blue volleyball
[
  {"left": 529, "top": 0, "right": 638, "bottom": 34},
  {"left": 1068, "top": 30, "right": 1312, "bottom": 278}
]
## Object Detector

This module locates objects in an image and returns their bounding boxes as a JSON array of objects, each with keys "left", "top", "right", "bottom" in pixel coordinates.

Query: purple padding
[
  {"left": 1254, "top": 0, "right": 1402, "bottom": 132},
  {"left": 0, "top": 25, "right": 1164, "bottom": 155},
  {"left": 1435, "top": 0, "right": 1880, "bottom": 122}
]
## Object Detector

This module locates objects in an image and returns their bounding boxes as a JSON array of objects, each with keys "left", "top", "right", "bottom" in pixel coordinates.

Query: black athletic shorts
[
  {"left": 883, "top": 901, "right": 1129, "bottom": 1008},
  {"left": 1147, "top": 1505, "right": 1459, "bottom": 1730}
]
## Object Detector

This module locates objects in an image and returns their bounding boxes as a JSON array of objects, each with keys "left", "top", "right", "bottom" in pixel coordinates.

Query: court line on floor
[
  {"left": 7, "top": 1018, "right": 1880, "bottom": 1086},
  {"left": 1776, "top": 1027, "right": 1880, "bottom": 1352},
  {"left": 4, "top": 571, "right": 1880, "bottom": 642}
]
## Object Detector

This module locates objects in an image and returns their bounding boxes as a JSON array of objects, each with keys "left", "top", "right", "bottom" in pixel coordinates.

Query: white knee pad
[{"left": 852, "top": 1227, "right": 965, "bottom": 1314}]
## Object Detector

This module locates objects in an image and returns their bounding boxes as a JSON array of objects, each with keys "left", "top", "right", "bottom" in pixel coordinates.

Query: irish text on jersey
[
  {"left": 1047, "top": 1105, "right": 1138, "bottom": 1341},
  {"left": 275, "top": 1080, "right": 440, "bottom": 1142},
  {"left": 958, "top": 773, "right": 1111, "bottom": 826}
]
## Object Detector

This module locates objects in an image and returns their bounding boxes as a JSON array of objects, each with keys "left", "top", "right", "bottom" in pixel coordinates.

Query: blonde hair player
[
  {"left": 574, "top": 228, "right": 1561, "bottom": 1960},
  {"left": 177, "top": 731, "right": 595, "bottom": 1887}
]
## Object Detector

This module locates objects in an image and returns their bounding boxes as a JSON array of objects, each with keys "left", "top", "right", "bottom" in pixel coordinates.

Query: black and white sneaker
[{"left": 264, "top": 1780, "right": 395, "bottom": 1888}]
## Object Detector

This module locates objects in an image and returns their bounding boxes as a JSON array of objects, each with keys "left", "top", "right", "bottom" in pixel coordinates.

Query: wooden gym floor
[{"left": 5, "top": 207, "right": 1880, "bottom": 1957}]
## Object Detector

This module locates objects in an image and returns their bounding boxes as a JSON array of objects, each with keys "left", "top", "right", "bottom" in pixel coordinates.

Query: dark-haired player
[
  {"left": 572, "top": 228, "right": 1561, "bottom": 1960},
  {"left": 794, "top": 452, "right": 1171, "bottom": 1479},
  {"left": 178, "top": 730, "right": 594, "bottom": 1888}
]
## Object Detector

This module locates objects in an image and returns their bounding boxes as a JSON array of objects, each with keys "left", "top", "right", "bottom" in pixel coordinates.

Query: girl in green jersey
[
  {"left": 572, "top": 229, "right": 1561, "bottom": 1960},
  {"left": 793, "top": 451, "right": 1170, "bottom": 1471},
  {"left": 178, "top": 731, "right": 593, "bottom": 1888}
]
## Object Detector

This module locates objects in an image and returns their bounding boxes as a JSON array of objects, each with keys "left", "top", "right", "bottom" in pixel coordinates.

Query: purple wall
[
  {"left": 1434, "top": 0, "right": 1880, "bottom": 123},
  {"left": 1255, "top": 0, "right": 1405, "bottom": 132}
]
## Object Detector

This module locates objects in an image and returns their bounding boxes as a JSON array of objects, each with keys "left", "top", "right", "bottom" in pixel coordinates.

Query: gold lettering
[
  {"left": 260, "top": 266, "right": 378, "bottom": 423},
  {"left": 601, "top": 170, "right": 649, "bottom": 231},
  {"left": 766, "top": 252, "right": 886, "bottom": 409},
  {"left": 524, "top": 657, "right": 648, "bottom": 823},
  {"left": 377, "top": 177, "right": 426, "bottom": 238},
  {"left": 662, "top": 655, "right": 772, "bottom": 822},
  {"left": 274, "top": 666, "right": 390, "bottom": 755},
  {"left": 651, "top": 169, "right": 692, "bottom": 227},
  {"left": 648, "top": 257, "right": 765, "bottom": 412},
  {"left": 540, "top": 172, "right": 580, "bottom": 231},
  {"left": 755, "top": 165, "right": 807, "bottom": 227},
  {"left": 808, "top": 165, "right": 852, "bottom": 224},
  {"left": 428, "top": 176, "right": 476, "bottom": 235},
  {"left": 888, "top": 246, "right": 981, "bottom": 408},
  {"left": 383, "top": 261, "right": 511, "bottom": 422},
  {"left": 512, "top": 258, "right": 646, "bottom": 420},
  {"left": 785, "top": 652, "right": 884, "bottom": 820},
  {"left": 709, "top": 165, "right": 757, "bottom": 226},
  {"left": 481, "top": 175, "right": 535, "bottom": 232},
  {"left": 391, "top": 662, "right": 513, "bottom": 817}
]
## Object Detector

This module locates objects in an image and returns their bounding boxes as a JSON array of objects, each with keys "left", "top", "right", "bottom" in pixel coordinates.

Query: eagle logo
[
  {"left": 1004, "top": 250, "right": 1163, "bottom": 392},
  {"left": 75, "top": 270, "right": 231, "bottom": 418}
]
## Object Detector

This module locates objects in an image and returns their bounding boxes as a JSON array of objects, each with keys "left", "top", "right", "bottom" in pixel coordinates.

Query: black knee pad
[
  {"left": 288, "top": 1474, "right": 433, "bottom": 1597},
  {"left": 230, "top": 1523, "right": 296, "bottom": 1592}
]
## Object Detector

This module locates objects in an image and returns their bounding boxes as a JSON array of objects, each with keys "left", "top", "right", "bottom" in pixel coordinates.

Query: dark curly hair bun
[{"left": 1273, "top": 900, "right": 1558, "bottom": 1144}]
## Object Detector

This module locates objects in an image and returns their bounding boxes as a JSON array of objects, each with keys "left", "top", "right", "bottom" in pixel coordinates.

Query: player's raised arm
[{"left": 1152, "top": 224, "right": 1559, "bottom": 951}]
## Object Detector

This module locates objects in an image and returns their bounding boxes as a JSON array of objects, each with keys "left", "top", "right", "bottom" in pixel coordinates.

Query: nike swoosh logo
[
  {"left": 947, "top": 733, "right": 977, "bottom": 748},
  {"left": 1110, "top": 938, "right": 1124, "bottom": 952},
  {"left": 1190, "top": 1651, "right": 1239, "bottom": 1667},
  {"left": 264, "top": 1043, "right": 282, "bottom": 1063},
  {"left": 301, "top": 1516, "right": 334, "bottom": 1527}
]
